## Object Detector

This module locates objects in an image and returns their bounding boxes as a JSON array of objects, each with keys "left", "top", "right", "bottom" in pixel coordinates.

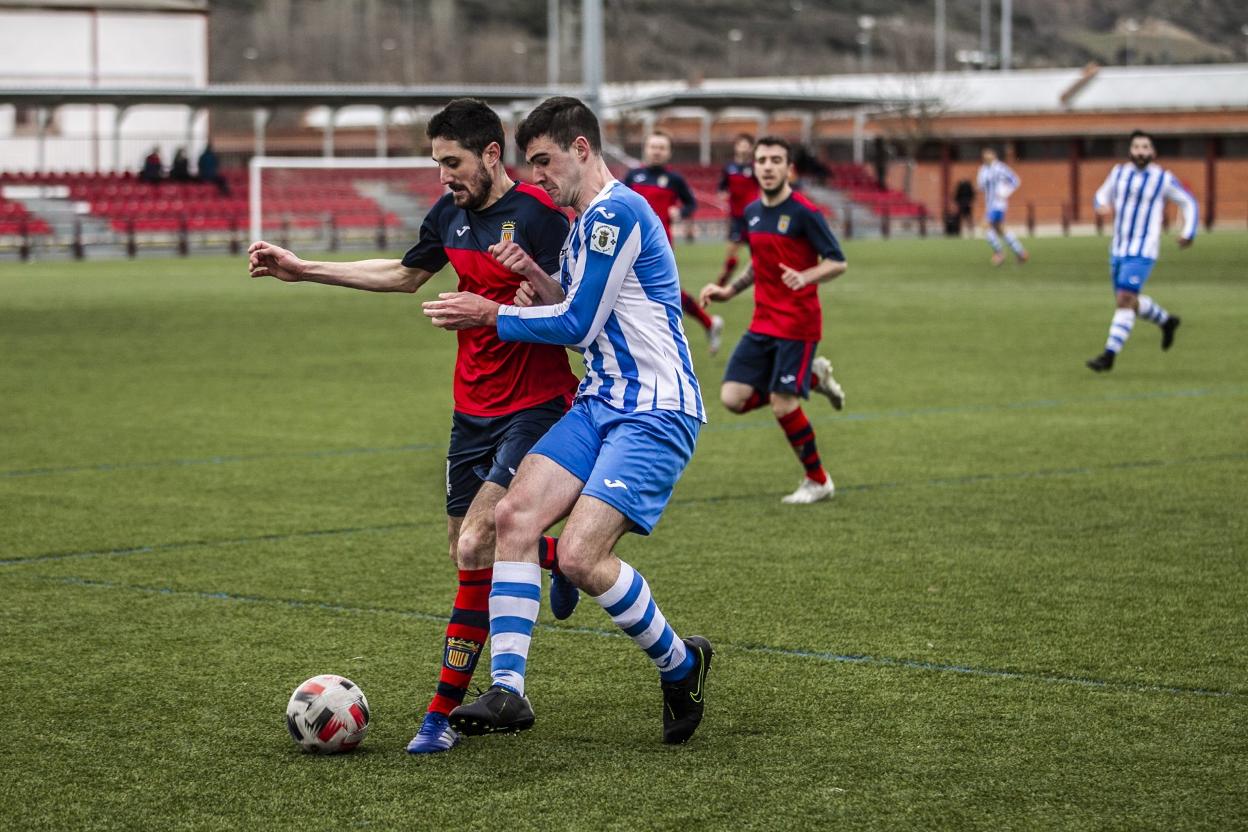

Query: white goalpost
[{"left": 248, "top": 156, "right": 440, "bottom": 244}]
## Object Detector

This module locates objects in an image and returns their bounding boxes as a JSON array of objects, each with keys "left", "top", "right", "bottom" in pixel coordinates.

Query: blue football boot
[
  {"left": 406, "top": 711, "right": 461, "bottom": 754},
  {"left": 549, "top": 571, "right": 580, "bottom": 620}
]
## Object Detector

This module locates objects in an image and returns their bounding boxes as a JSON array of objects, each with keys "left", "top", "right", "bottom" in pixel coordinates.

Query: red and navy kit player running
[
  {"left": 247, "top": 99, "right": 579, "bottom": 756},
  {"left": 700, "top": 136, "right": 848, "bottom": 505},
  {"left": 425, "top": 96, "right": 713, "bottom": 745},
  {"left": 625, "top": 131, "right": 725, "bottom": 355},
  {"left": 1085, "top": 129, "right": 1194, "bottom": 373},
  {"left": 714, "top": 133, "right": 760, "bottom": 286}
]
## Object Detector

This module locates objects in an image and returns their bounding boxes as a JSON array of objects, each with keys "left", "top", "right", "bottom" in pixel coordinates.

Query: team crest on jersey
[
  {"left": 657, "top": 174, "right": 669, "bottom": 188},
  {"left": 499, "top": 221, "right": 516, "bottom": 244},
  {"left": 743, "top": 166, "right": 752, "bottom": 177},
  {"left": 589, "top": 221, "right": 619, "bottom": 256},
  {"left": 444, "top": 637, "right": 481, "bottom": 672},
  {"left": 778, "top": 214, "right": 792, "bottom": 233}
]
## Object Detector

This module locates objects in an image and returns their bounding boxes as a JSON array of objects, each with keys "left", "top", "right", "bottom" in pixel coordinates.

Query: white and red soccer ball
[{"left": 285, "top": 674, "right": 370, "bottom": 753}]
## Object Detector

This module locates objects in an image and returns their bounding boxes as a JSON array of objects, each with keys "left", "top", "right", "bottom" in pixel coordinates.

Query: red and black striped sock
[
  {"left": 741, "top": 389, "right": 771, "bottom": 413},
  {"left": 427, "top": 567, "right": 491, "bottom": 716},
  {"left": 778, "top": 407, "right": 827, "bottom": 485},
  {"left": 537, "top": 535, "right": 562, "bottom": 574},
  {"left": 681, "top": 290, "right": 715, "bottom": 330}
]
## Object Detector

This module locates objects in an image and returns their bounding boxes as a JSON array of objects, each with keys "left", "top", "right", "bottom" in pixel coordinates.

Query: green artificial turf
[{"left": 1, "top": 233, "right": 1245, "bottom": 830}]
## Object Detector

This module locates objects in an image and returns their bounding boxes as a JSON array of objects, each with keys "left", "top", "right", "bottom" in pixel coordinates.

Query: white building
[{"left": 0, "top": 0, "right": 208, "bottom": 173}]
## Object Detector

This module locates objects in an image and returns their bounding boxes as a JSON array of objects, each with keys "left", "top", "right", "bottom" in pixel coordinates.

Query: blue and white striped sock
[
  {"left": 986, "top": 229, "right": 1002, "bottom": 252},
  {"left": 1004, "top": 232, "right": 1025, "bottom": 255},
  {"left": 1137, "top": 295, "right": 1170, "bottom": 326},
  {"left": 488, "top": 561, "right": 541, "bottom": 697},
  {"left": 1104, "top": 308, "right": 1136, "bottom": 354},
  {"left": 594, "top": 561, "right": 693, "bottom": 682}
]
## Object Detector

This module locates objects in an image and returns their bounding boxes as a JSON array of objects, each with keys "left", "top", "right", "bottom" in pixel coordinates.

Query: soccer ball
[{"left": 285, "top": 674, "right": 370, "bottom": 753}]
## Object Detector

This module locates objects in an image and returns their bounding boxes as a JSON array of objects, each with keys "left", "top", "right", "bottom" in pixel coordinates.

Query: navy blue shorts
[
  {"left": 724, "top": 330, "right": 818, "bottom": 398},
  {"left": 445, "top": 396, "right": 567, "bottom": 517},
  {"left": 727, "top": 216, "right": 748, "bottom": 243}
]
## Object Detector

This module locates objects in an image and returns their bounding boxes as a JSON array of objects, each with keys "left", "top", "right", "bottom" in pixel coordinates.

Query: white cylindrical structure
[
  {"left": 547, "top": 0, "right": 560, "bottom": 88},
  {"left": 1001, "top": 0, "right": 1013, "bottom": 71},
  {"left": 581, "top": 0, "right": 603, "bottom": 113}
]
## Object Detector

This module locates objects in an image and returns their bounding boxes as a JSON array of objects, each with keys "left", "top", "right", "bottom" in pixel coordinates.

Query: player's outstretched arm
[
  {"left": 248, "top": 240, "right": 432, "bottom": 293},
  {"left": 700, "top": 265, "right": 754, "bottom": 306},
  {"left": 422, "top": 292, "right": 498, "bottom": 330}
]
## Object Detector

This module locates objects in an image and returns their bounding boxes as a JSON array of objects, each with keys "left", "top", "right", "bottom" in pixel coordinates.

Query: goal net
[{"left": 248, "top": 156, "right": 442, "bottom": 249}]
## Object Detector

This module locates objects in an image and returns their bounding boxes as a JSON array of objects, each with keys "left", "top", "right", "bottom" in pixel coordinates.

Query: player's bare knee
[
  {"left": 455, "top": 525, "right": 494, "bottom": 570},
  {"left": 494, "top": 493, "right": 536, "bottom": 547},
  {"left": 720, "top": 387, "right": 747, "bottom": 413},
  {"left": 770, "top": 395, "right": 799, "bottom": 419},
  {"left": 549, "top": 537, "right": 593, "bottom": 587},
  {"left": 1115, "top": 292, "right": 1138, "bottom": 310}
]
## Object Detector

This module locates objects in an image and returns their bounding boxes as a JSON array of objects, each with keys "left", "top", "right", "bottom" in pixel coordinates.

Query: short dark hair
[
  {"left": 734, "top": 133, "right": 755, "bottom": 144},
  {"left": 426, "top": 98, "right": 504, "bottom": 157},
  {"left": 754, "top": 135, "right": 791, "bottom": 163},
  {"left": 516, "top": 96, "right": 601, "bottom": 154},
  {"left": 648, "top": 130, "right": 672, "bottom": 144},
  {"left": 1129, "top": 129, "right": 1154, "bottom": 144}
]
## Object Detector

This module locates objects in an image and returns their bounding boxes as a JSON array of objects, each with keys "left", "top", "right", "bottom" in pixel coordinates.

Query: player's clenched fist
[{"left": 489, "top": 241, "right": 543, "bottom": 283}]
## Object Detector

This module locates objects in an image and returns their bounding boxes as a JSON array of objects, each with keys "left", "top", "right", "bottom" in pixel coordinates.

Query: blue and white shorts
[
  {"left": 527, "top": 397, "right": 700, "bottom": 535},
  {"left": 1110, "top": 255, "right": 1155, "bottom": 293}
]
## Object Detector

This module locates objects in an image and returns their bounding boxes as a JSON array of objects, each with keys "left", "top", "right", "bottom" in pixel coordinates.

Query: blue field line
[
  {"left": 40, "top": 576, "right": 1244, "bottom": 700},
  {"left": 671, "top": 451, "right": 1248, "bottom": 505},
  {"left": 704, "top": 384, "right": 1248, "bottom": 433},
  {"left": 0, "top": 442, "right": 439, "bottom": 479},
  {"left": 3, "top": 450, "right": 1244, "bottom": 567},
  {"left": 0, "top": 520, "right": 435, "bottom": 567},
  {"left": 4, "top": 385, "right": 1244, "bottom": 481}
]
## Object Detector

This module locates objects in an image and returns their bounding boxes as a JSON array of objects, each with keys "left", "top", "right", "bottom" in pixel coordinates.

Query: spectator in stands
[
  {"left": 197, "top": 143, "right": 230, "bottom": 195},
  {"left": 954, "top": 179, "right": 975, "bottom": 237},
  {"left": 170, "top": 148, "right": 192, "bottom": 182},
  {"left": 792, "top": 144, "right": 829, "bottom": 186},
  {"left": 139, "top": 147, "right": 163, "bottom": 184}
]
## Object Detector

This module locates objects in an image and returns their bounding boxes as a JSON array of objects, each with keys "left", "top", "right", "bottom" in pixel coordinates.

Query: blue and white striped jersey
[
  {"left": 496, "top": 180, "right": 705, "bottom": 423},
  {"left": 1094, "top": 163, "right": 1198, "bottom": 260},
  {"left": 977, "top": 160, "right": 1020, "bottom": 213}
]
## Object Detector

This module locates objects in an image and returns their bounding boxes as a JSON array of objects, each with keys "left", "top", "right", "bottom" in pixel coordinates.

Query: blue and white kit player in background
[
  {"left": 1085, "top": 129, "right": 1195, "bottom": 373},
  {"left": 977, "top": 146, "right": 1029, "bottom": 266},
  {"left": 423, "top": 96, "right": 713, "bottom": 745}
]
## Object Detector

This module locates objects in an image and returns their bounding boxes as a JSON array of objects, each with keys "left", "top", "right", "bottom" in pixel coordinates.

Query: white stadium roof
[{"left": 603, "top": 63, "right": 1248, "bottom": 116}]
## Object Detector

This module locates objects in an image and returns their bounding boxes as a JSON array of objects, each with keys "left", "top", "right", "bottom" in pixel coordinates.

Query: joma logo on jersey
[
  {"left": 443, "top": 637, "right": 481, "bottom": 672},
  {"left": 777, "top": 214, "right": 792, "bottom": 233},
  {"left": 500, "top": 221, "right": 516, "bottom": 244}
]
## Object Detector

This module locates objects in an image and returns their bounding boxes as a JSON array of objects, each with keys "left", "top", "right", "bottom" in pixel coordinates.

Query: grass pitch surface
[{"left": 2, "top": 234, "right": 1245, "bottom": 831}]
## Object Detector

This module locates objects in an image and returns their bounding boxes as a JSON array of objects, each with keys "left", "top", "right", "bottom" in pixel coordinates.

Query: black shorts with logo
[
  {"left": 445, "top": 395, "right": 568, "bottom": 517},
  {"left": 723, "top": 330, "right": 818, "bottom": 398}
]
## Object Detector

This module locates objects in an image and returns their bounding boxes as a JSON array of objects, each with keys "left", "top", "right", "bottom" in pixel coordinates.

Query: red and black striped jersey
[
  {"left": 403, "top": 182, "right": 578, "bottom": 417},
  {"left": 743, "top": 191, "right": 845, "bottom": 342}
]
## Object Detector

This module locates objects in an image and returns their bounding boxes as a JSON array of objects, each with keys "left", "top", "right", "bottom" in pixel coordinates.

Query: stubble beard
[{"left": 457, "top": 168, "right": 494, "bottom": 211}]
